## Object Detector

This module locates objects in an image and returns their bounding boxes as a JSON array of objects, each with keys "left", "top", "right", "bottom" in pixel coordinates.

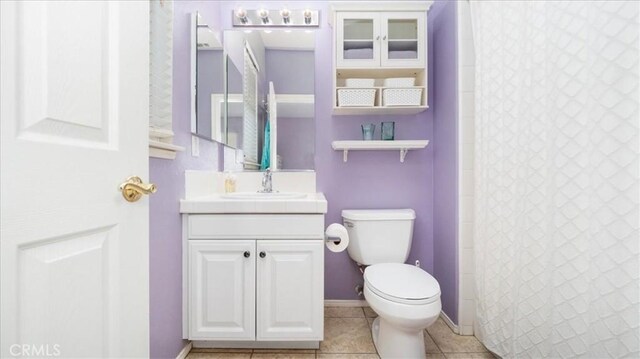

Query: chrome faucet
[{"left": 260, "top": 168, "right": 273, "bottom": 193}]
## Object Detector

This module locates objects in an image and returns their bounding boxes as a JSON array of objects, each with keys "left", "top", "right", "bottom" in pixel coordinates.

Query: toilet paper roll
[{"left": 325, "top": 223, "right": 349, "bottom": 253}]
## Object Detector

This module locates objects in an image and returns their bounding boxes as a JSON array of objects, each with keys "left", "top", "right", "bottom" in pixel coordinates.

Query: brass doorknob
[{"left": 119, "top": 176, "right": 157, "bottom": 202}]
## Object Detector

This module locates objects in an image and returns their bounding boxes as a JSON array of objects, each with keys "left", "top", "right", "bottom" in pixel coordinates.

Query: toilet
[{"left": 342, "top": 209, "right": 441, "bottom": 359}]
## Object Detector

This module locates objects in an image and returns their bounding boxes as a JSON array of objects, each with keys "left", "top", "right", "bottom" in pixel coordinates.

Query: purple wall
[
  {"left": 266, "top": 49, "right": 315, "bottom": 94},
  {"left": 431, "top": 0, "right": 459, "bottom": 324},
  {"left": 277, "top": 117, "right": 315, "bottom": 169},
  {"left": 149, "top": 2, "right": 222, "bottom": 358}
]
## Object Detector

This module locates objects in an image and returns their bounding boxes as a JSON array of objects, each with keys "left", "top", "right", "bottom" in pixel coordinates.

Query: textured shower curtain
[{"left": 470, "top": 1, "right": 639, "bottom": 358}]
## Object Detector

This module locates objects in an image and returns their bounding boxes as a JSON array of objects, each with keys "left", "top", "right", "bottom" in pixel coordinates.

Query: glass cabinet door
[
  {"left": 337, "top": 13, "right": 380, "bottom": 68},
  {"left": 381, "top": 13, "right": 425, "bottom": 68}
]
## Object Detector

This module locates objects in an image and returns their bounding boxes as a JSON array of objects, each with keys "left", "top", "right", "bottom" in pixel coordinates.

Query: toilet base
[{"left": 371, "top": 317, "right": 426, "bottom": 359}]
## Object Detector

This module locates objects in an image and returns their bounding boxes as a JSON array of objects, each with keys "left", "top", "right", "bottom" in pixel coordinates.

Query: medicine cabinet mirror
[{"left": 191, "top": 12, "right": 316, "bottom": 170}]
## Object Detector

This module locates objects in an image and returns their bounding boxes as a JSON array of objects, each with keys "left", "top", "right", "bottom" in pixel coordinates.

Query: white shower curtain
[{"left": 470, "top": 1, "right": 639, "bottom": 358}]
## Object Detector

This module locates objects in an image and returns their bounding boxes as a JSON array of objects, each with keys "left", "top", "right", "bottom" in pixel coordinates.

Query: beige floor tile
[
  {"left": 366, "top": 317, "right": 375, "bottom": 328},
  {"left": 424, "top": 331, "right": 442, "bottom": 354},
  {"left": 362, "top": 307, "right": 377, "bottom": 318},
  {"left": 191, "top": 349, "right": 253, "bottom": 353},
  {"left": 444, "top": 353, "right": 497, "bottom": 359},
  {"left": 319, "top": 318, "right": 376, "bottom": 354},
  {"left": 426, "top": 354, "right": 446, "bottom": 359},
  {"left": 325, "top": 307, "right": 365, "bottom": 318},
  {"left": 187, "top": 353, "right": 251, "bottom": 359},
  {"left": 251, "top": 354, "right": 315, "bottom": 359},
  {"left": 252, "top": 349, "right": 315, "bottom": 354},
  {"left": 426, "top": 319, "right": 488, "bottom": 353},
  {"left": 317, "top": 354, "right": 380, "bottom": 359}
]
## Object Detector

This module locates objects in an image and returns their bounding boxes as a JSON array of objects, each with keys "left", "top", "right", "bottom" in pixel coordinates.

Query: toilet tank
[{"left": 342, "top": 209, "right": 416, "bottom": 265}]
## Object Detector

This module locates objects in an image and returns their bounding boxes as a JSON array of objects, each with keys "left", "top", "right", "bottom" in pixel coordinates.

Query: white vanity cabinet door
[
  {"left": 380, "top": 12, "right": 426, "bottom": 68},
  {"left": 189, "top": 240, "right": 256, "bottom": 340},
  {"left": 256, "top": 240, "right": 324, "bottom": 340},
  {"left": 336, "top": 12, "right": 381, "bottom": 68}
]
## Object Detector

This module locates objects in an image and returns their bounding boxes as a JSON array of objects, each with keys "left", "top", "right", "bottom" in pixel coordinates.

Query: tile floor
[{"left": 187, "top": 307, "right": 496, "bottom": 359}]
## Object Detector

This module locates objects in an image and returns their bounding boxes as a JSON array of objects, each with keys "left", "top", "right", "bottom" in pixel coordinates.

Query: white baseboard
[
  {"left": 440, "top": 312, "right": 459, "bottom": 334},
  {"left": 176, "top": 341, "right": 192, "bottom": 359},
  {"left": 324, "top": 299, "right": 369, "bottom": 307}
]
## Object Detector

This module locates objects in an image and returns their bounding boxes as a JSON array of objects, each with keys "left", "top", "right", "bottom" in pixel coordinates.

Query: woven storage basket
[
  {"left": 345, "top": 78, "right": 375, "bottom": 87},
  {"left": 383, "top": 77, "right": 416, "bottom": 87},
  {"left": 338, "top": 88, "right": 376, "bottom": 107},
  {"left": 382, "top": 88, "right": 422, "bottom": 106}
]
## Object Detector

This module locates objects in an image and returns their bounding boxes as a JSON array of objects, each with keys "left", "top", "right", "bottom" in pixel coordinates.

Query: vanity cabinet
[
  {"left": 336, "top": 12, "right": 426, "bottom": 69},
  {"left": 184, "top": 214, "right": 325, "bottom": 346}
]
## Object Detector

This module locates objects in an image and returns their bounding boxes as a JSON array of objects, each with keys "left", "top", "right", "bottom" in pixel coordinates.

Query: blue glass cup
[
  {"left": 381, "top": 121, "right": 395, "bottom": 140},
  {"left": 362, "top": 124, "right": 375, "bottom": 141}
]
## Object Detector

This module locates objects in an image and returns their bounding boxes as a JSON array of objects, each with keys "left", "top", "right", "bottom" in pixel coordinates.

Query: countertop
[{"left": 180, "top": 192, "right": 328, "bottom": 214}]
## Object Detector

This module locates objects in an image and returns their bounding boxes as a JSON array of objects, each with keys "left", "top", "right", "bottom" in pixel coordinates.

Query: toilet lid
[{"left": 364, "top": 263, "right": 440, "bottom": 304}]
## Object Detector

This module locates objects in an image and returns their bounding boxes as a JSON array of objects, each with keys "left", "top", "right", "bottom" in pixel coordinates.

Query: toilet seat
[{"left": 364, "top": 263, "right": 441, "bottom": 305}]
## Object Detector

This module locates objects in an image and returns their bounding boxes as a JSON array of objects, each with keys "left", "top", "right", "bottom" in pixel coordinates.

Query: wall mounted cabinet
[
  {"left": 330, "top": 2, "right": 433, "bottom": 115},
  {"left": 337, "top": 12, "right": 425, "bottom": 69}
]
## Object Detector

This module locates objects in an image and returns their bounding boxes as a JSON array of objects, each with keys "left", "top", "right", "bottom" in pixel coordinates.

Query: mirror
[
  {"left": 192, "top": 13, "right": 224, "bottom": 141},
  {"left": 192, "top": 15, "right": 316, "bottom": 170}
]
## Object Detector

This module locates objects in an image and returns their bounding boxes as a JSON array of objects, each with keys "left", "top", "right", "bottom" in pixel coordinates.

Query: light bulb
[
  {"left": 280, "top": 8, "right": 291, "bottom": 24},
  {"left": 258, "top": 9, "right": 269, "bottom": 24},
  {"left": 236, "top": 8, "right": 248, "bottom": 24},
  {"left": 303, "top": 9, "right": 313, "bottom": 24}
]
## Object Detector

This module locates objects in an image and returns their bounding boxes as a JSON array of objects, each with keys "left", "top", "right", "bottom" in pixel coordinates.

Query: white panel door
[
  {"left": 257, "top": 240, "right": 324, "bottom": 340},
  {"left": 189, "top": 240, "right": 256, "bottom": 340},
  {"left": 0, "top": 1, "right": 150, "bottom": 358}
]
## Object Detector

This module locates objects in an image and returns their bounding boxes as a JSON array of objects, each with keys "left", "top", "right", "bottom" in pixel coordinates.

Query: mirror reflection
[
  {"left": 193, "top": 13, "right": 224, "bottom": 141},
  {"left": 192, "top": 14, "right": 315, "bottom": 171}
]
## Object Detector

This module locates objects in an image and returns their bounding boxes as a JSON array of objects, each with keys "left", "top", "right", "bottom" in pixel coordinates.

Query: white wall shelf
[
  {"left": 333, "top": 105, "right": 428, "bottom": 116},
  {"left": 332, "top": 140, "right": 429, "bottom": 162}
]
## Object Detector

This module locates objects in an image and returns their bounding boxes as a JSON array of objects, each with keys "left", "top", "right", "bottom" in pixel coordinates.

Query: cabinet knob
[
  {"left": 383, "top": 35, "right": 387, "bottom": 40},
  {"left": 376, "top": 35, "right": 380, "bottom": 40},
  {"left": 244, "top": 251, "right": 250, "bottom": 258},
  {"left": 259, "top": 251, "right": 266, "bottom": 258}
]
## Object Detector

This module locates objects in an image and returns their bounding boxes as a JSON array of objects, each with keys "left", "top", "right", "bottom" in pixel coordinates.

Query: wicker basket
[
  {"left": 345, "top": 78, "right": 375, "bottom": 87},
  {"left": 338, "top": 88, "right": 376, "bottom": 107},
  {"left": 383, "top": 77, "right": 416, "bottom": 87},
  {"left": 382, "top": 88, "right": 422, "bottom": 106}
]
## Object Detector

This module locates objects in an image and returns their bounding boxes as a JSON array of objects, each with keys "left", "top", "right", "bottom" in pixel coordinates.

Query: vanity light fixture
[
  {"left": 258, "top": 8, "right": 269, "bottom": 24},
  {"left": 236, "top": 8, "right": 248, "bottom": 24},
  {"left": 232, "top": 8, "right": 319, "bottom": 27},
  {"left": 280, "top": 8, "right": 291, "bottom": 24}
]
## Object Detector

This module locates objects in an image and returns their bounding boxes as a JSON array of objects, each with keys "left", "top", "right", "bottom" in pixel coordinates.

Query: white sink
[{"left": 220, "top": 192, "right": 307, "bottom": 200}]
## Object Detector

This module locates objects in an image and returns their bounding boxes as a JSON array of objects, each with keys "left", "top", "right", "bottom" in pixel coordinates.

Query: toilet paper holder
[{"left": 324, "top": 223, "right": 349, "bottom": 253}]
